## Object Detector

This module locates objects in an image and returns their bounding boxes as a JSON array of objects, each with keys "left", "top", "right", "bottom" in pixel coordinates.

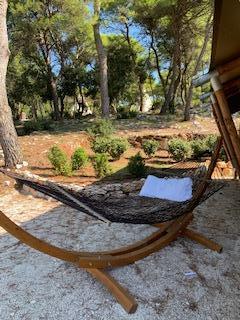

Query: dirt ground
[
  {"left": 0, "top": 180, "right": 239, "bottom": 319},
  {"left": 0, "top": 116, "right": 239, "bottom": 319},
  {"left": 0, "top": 116, "right": 221, "bottom": 195}
]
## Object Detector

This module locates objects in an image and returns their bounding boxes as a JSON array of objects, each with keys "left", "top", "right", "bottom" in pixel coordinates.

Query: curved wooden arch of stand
[
  {"left": 0, "top": 211, "right": 222, "bottom": 313},
  {"left": 0, "top": 139, "right": 223, "bottom": 313}
]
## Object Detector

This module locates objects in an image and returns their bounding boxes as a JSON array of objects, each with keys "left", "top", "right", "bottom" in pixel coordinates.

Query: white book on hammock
[{"left": 139, "top": 175, "right": 193, "bottom": 202}]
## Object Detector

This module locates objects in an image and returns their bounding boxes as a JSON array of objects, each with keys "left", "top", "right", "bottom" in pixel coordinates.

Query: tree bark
[
  {"left": 124, "top": 21, "right": 145, "bottom": 113},
  {"left": 161, "top": 38, "right": 181, "bottom": 115},
  {"left": 150, "top": 33, "right": 166, "bottom": 96},
  {"left": 60, "top": 95, "right": 65, "bottom": 118},
  {"left": 184, "top": 17, "right": 212, "bottom": 121},
  {"left": 138, "top": 81, "right": 144, "bottom": 112},
  {"left": 0, "top": 0, "right": 23, "bottom": 168},
  {"left": 93, "top": 0, "right": 110, "bottom": 118},
  {"left": 31, "top": 104, "right": 38, "bottom": 120},
  {"left": 49, "top": 73, "right": 60, "bottom": 120},
  {"left": 39, "top": 34, "right": 60, "bottom": 121}
]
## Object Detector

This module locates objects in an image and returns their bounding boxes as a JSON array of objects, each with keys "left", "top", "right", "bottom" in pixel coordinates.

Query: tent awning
[{"left": 210, "top": 0, "right": 240, "bottom": 71}]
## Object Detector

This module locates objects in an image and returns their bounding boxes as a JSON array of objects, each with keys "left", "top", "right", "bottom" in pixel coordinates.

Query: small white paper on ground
[
  {"left": 184, "top": 271, "right": 197, "bottom": 278},
  {"left": 139, "top": 175, "right": 193, "bottom": 202}
]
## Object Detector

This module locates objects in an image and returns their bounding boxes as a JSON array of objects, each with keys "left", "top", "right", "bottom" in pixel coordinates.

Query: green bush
[
  {"left": 128, "top": 152, "right": 147, "bottom": 177},
  {"left": 92, "top": 153, "right": 112, "bottom": 178},
  {"left": 92, "top": 137, "right": 128, "bottom": 160},
  {"left": 191, "top": 135, "right": 218, "bottom": 159},
  {"left": 168, "top": 138, "right": 192, "bottom": 161},
  {"left": 108, "top": 138, "right": 129, "bottom": 160},
  {"left": 220, "top": 148, "right": 228, "bottom": 162},
  {"left": 92, "top": 137, "right": 112, "bottom": 154},
  {"left": 116, "top": 106, "right": 138, "bottom": 119},
  {"left": 23, "top": 119, "right": 54, "bottom": 135},
  {"left": 88, "top": 119, "right": 114, "bottom": 137},
  {"left": 205, "top": 134, "right": 218, "bottom": 153},
  {"left": 191, "top": 139, "right": 208, "bottom": 159},
  {"left": 40, "top": 119, "right": 55, "bottom": 131},
  {"left": 71, "top": 148, "right": 88, "bottom": 170},
  {"left": 23, "top": 121, "right": 41, "bottom": 134},
  {"left": 48, "top": 146, "right": 72, "bottom": 176},
  {"left": 142, "top": 139, "right": 159, "bottom": 158}
]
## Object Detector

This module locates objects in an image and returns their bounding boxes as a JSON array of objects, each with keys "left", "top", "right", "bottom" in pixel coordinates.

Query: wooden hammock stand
[
  {"left": 1, "top": 0, "right": 240, "bottom": 313},
  {"left": 0, "top": 138, "right": 223, "bottom": 314},
  {"left": 1, "top": 56, "right": 240, "bottom": 312},
  {"left": 2, "top": 57, "right": 240, "bottom": 314}
]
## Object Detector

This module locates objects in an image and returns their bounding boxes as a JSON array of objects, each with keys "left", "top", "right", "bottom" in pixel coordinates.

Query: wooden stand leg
[
  {"left": 87, "top": 268, "right": 138, "bottom": 314},
  {"left": 182, "top": 228, "right": 223, "bottom": 253}
]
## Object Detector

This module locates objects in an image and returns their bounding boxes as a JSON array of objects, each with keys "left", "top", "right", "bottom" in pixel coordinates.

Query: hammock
[
  {"left": 0, "top": 139, "right": 224, "bottom": 315},
  {"left": 0, "top": 155, "right": 222, "bottom": 225}
]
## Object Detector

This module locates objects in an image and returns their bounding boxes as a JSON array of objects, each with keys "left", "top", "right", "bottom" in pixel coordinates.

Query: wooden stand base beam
[
  {"left": 181, "top": 228, "right": 223, "bottom": 253},
  {"left": 0, "top": 209, "right": 223, "bottom": 314},
  {"left": 87, "top": 268, "right": 137, "bottom": 314}
]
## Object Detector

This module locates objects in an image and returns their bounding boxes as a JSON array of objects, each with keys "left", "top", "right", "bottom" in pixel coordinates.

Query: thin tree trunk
[
  {"left": 48, "top": 67, "right": 60, "bottom": 121},
  {"left": 0, "top": 0, "right": 23, "bottom": 168},
  {"left": 39, "top": 35, "right": 60, "bottom": 121},
  {"left": 60, "top": 95, "right": 65, "bottom": 118},
  {"left": 161, "top": 44, "right": 181, "bottom": 115},
  {"left": 124, "top": 21, "right": 145, "bottom": 112},
  {"left": 31, "top": 106, "right": 38, "bottom": 120},
  {"left": 39, "top": 102, "right": 44, "bottom": 119},
  {"left": 139, "top": 81, "right": 144, "bottom": 112},
  {"left": 184, "top": 17, "right": 212, "bottom": 121},
  {"left": 76, "top": 94, "right": 83, "bottom": 115},
  {"left": 79, "top": 85, "right": 87, "bottom": 114},
  {"left": 93, "top": 0, "right": 110, "bottom": 118},
  {"left": 150, "top": 33, "right": 166, "bottom": 96}
]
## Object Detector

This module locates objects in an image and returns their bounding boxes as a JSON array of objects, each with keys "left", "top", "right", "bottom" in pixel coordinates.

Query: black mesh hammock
[{"left": 0, "top": 139, "right": 223, "bottom": 225}]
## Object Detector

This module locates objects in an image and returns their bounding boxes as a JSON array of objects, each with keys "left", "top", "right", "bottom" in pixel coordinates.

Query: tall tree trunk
[
  {"left": 124, "top": 21, "right": 146, "bottom": 112},
  {"left": 76, "top": 94, "right": 83, "bottom": 115},
  {"left": 161, "top": 44, "right": 181, "bottom": 115},
  {"left": 60, "top": 95, "right": 65, "bottom": 118},
  {"left": 93, "top": 0, "right": 109, "bottom": 118},
  {"left": 48, "top": 67, "right": 60, "bottom": 121},
  {"left": 31, "top": 104, "right": 38, "bottom": 120},
  {"left": 139, "top": 81, "right": 144, "bottom": 112},
  {"left": 150, "top": 33, "right": 166, "bottom": 96},
  {"left": 39, "top": 35, "right": 60, "bottom": 121},
  {"left": 184, "top": 18, "right": 212, "bottom": 121},
  {"left": 0, "top": 0, "right": 22, "bottom": 168}
]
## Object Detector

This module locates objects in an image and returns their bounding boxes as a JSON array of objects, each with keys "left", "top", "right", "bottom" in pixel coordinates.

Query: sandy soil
[{"left": 0, "top": 181, "right": 239, "bottom": 319}]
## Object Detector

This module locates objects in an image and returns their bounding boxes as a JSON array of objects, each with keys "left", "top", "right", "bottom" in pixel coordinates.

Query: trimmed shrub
[
  {"left": 40, "top": 119, "right": 55, "bottom": 131},
  {"left": 23, "top": 119, "right": 54, "bottom": 135},
  {"left": 71, "top": 148, "right": 88, "bottom": 170},
  {"left": 220, "top": 148, "right": 228, "bottom": 162},
  {"left": 48, "top": 146, "right": 72, "bottom": 176},
  {"left": 116, "top": 106, "right": 138, "bottom": 119},
  {"left": 88, "top": 119, "right": 114, "bottom": 137},
  {"left": 108, "top": 138, "right": 129, "bottom": 160},
  {"left": 191, "top": 139, "right": 208, "bottom": 159},
  {"left": 92, "top": 137, "right": 112, "bottom": 154},
  {"left": 205, "top": 134, "right": 218, "bottom": 153},
  {"left": 204, "top": 134, "right": 226, "bottom": 161},
  {"left": 92, "top": 153, "right": 112, "bottom": 178},
  {"left": 92, "top": 137, "right": 129, "bottom": 160},
  {"left": 191, "top": 135, "right": 218, "bottom": 159},
  {"left": 23, "top": 121, "right": 41, "bottom": 134},
  {"left": 168, "top": 138, "right": 192, "bottom": 161},
  {"left": 128, "top": 152, "right": 147, "bottom": 177},
  {"left": 142, "top": 139, "right": 159, "bottom": 158}
]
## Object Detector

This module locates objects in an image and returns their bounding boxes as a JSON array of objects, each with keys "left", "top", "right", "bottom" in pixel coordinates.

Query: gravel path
[{"left": 0, "top": 182, "right": 239, "bottom": 320}]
